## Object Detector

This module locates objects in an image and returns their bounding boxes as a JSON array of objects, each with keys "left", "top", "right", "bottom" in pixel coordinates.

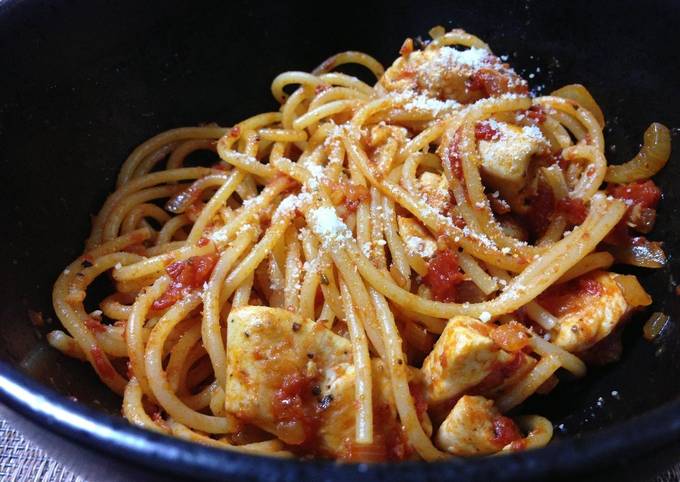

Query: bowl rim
[
  {"left": 1, "top": 360, "right": 680, "bottom": 481},
  {"left": 1, "top": 0, "right": 679, "bottom": 478}
]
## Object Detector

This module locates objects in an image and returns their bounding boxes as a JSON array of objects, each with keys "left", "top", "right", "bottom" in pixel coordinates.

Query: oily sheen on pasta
[{"left": 51, "top": 27, "right": 671, "bottom": 461}]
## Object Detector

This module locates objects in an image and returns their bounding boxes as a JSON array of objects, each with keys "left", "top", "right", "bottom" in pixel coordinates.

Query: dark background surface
[{"left": 0, "top": 0, "right": 679, "bottom": 480}]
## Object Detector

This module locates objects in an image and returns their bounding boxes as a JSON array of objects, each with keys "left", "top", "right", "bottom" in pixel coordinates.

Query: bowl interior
[{"left": 0, "top": 0, "right": 679, "bottom": 453}]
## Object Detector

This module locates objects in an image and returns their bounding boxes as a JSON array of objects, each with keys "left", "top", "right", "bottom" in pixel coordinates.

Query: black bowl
[{"left": 1, "top": 0, "right": 679, "bottom": 480}]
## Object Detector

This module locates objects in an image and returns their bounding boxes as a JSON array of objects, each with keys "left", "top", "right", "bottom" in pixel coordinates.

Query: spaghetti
[{"left": 50, "top": 27, "right": 671, "bottom": 461}]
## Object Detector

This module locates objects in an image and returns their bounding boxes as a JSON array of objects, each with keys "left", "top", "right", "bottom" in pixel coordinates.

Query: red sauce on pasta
[
  {"left": 491, "top": 416, "right": 523, "bottom": 447},
  {"left": 152, "top": 253, "right": 218, "bottom": 310},
  {"left": 424, "top": 249, "right": 465, "bottom": 302},
  {"left": 272, "top": 372, "right": 321, "bottom": 448}
]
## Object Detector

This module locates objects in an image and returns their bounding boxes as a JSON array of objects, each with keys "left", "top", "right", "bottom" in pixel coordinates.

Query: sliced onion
[
  {"left": 627, "top": 205, "right": 656, "bottom": 234},
  {"left": 551, "top": 84, "right": 605, "bottom": 128},
  {"left": 613, "top": 274, "right": 652, "bottom": 307},
  {"left": 165, "top": 187, "right": 200, "bottom": 213},
  {"left": 605, "top": 123, "right": 671, "bottom": 183},
  {"left": 643, "top": 312, "right": 670, "bottom": 341},
  {"left": 608, "top": 240, "right": 666, "bottom": 268},
  {"left": 429, "top": 25, "right": 446, "bottom": 39}
]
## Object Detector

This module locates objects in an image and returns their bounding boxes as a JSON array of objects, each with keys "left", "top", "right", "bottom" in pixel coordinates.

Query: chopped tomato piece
[
  {"left": 491, "top": 416, "right": 523, "bottom": 447},
  {"left": 325, "top": 180, "right": 369, "bottom": 213},
  {"left": 474, "top": 121, "right": 499, "bottom": 141},
  {"left": 446, "top": 130, "right": 465, "bottom": 180},
  {"left": 424, "top": 249, "right": 465, "bottom": 302},
  {"left": 468, "top": 68, "right": 529, "bottom": 98},
  {"left": 537, "top": 275, "right": 603, "bottom": 317},
  {"left": 605, "top": 180, "right": 662, "bottom": 242},
  {"left": 607, "top": 180, "right": 661, "bottom": 209},
  {"left": 272, "top": 372, "right": 321, "bottom": 447},
  {"left": 524, "top": 105, "right": 547, "bottom": 124},
  {"left": 490, "top": 322, "right": 530, "bottom": 352},
  {"left": 152, "top": 253, "right": 218, "bottom": 310},
  {"left": 555, "top": 197, "right": 588, "bottom": 225}
]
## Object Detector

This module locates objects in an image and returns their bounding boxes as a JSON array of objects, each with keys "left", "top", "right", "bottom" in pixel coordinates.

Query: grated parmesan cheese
[
  {"left": 405, "top": 235, "right": 437, "bottom": 258},
  {"left": 305, "top": 163, "right": 326, "bottom": 190},
  {"left": 308, "top": 206, "right": 352, "bottom": 248}
]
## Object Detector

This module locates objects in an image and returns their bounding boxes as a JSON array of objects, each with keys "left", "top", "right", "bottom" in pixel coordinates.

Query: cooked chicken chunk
[
  {"left": 225, "top": 306, "right": 430, "bottom": 459},
  {"left": 379, "top": 40, "right": 528, "bottom": 103},
  {"left": 435, "top": 395, "right": 522, "bottom": 456},
  {"left": 225, "top": 306, "right": 352, "bottom": 445},
  {"left": 416, "top": 171, "right": 450, "bottom": 213},
  {"left": 320, "top": 359, "right": 431, "bottom": 460},
  {"left": 477, "top": 121, "right": 548, "bottom": 197},
  {"left": 421, "top": 316, "right": 533, "bottom": 405},
  {"left": 537, "top": 271, "right": 647, "bottom": 353}
]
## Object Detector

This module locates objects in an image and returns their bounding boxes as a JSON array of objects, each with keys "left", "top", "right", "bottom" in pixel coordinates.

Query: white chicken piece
[
  {"left": 435, "top": 395, "right": 521, "bottom": 456},
  {"left": 378, "top": 40, "right": 528, "bottom": 103},
  {"left": 319, "top": 359, "right": 432, "bottom": 459},
  {"left": 225, "top": 306, "right": 430, "bottom": 458},
  {"left": 416, "top": 172, "right": 450, "bottom": 214},
  {"left": 421, "top": 316, "right": 534, "bottom": 405},
  {"left": 477, "top": 120, "right": 548, "bottom": 197},
  {"left": 540, "top": 271, "right": 647, "bottom": 353},
  {"left": 225, "top": 306, "right": 352, "bottom": 446}
]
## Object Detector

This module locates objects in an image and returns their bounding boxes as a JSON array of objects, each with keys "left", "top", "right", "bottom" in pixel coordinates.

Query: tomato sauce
[
  {"left": 555, "top": 197, "right": 588, "bottom": 225},
  {"left": 84, "top": 317, "right": 106, "bottom": 333},
  {"left": 271, "top": 372, "right": 321, "bottom": 448},
  {"left": 467, "top": 68, "right": 529, "bottom": 98},
  {"left": 537, "top": 275, "right": 603, "bottom": 317},
  {"left": 605, "top": 180, "right": 662, "bottom": 245},
  {"left": 536, "top": 151, "right": 569, "bottom": 170},
  {"left": 185, "top": 201, "right": 205, "bottom": 222},
  {"left": 446, "top": 130, "right": 465, "bottom": 180},
  {"left": 341, "top": 403, "right": 412, "bottom": 462},
  {"left": 491, "top": 415, "right": 523, "bottom": 447},
  {"left": 90, "top": 346, "right": 115, "bottom": 380},
  {"left": 325, "top": 180, "right": 369, "bottom": 213},
  {"left": 123, "top": 243, "right": 148, "bottom": 256},
  {"left": 524, "top": 179, "right": 555, "bottom": 238},
  {"left": 152, "top": 253, "right": 218, "bottom": 310},
  {"left": 474, "top": 121, "right": 499, "bottom": 141},
  {"left": 524, "top": 105, "right": 547, "bottom": 124},
  {"left": 423, "top": 249, "right": 465, "bottom": 302},
  {"left": 607, "top": 180, "right": 661, "bottom": 209},
  {"left": 409, "top": 381, "right": 429, "bottom": 423},
  {"left": 490, "top": 322, "right": 530, "bottom": 352},
  {"left": 343, "top": 182, "right": 370, "bottom": 212}
]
